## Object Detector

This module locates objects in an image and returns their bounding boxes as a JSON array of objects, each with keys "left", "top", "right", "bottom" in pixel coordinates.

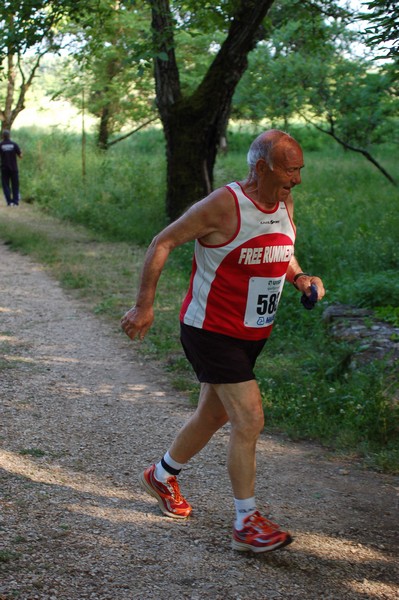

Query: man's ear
[{"left": 255, "top": 158, "right": 268, "bottom": 176}]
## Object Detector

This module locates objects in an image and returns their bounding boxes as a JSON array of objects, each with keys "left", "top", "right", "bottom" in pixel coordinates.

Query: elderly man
[{"left": 121, "top": 129, "right": 325, "bottom": 553}]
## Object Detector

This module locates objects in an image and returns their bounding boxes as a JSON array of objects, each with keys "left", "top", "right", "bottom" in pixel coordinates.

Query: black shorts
[{"left": 180, "top": 322, "right": 267, "bottom": 384}]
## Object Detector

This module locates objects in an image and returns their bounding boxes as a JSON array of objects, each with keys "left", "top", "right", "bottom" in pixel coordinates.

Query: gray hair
[{"left": 247, "top": 130, "right": 290, "bottom": 171}]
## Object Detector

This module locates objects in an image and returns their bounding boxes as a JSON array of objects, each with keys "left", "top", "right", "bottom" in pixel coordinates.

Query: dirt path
[{"left": 0, "top": 241, "right": 398, "bottom": 600}]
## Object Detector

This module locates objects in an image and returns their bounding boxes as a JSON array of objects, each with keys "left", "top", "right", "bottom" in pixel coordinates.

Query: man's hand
[
  {"left": 301, "top": 283, "right": 318, "bottom": 310},
  {"left": 295, "top": 275, "right": 326, "bottom": 301},
  {"left": 121, "top": 306, "right": 154, "bottom": 341}
]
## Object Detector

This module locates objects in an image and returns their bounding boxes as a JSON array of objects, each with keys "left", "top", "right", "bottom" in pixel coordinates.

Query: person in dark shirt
[{"left": 0, "top": 130, "right": 22, "bottom": 206}]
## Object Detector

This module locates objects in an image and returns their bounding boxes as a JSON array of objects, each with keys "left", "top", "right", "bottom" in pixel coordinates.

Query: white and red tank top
[{"left": 179, "top": 181, "right": 296, "bottom": 340}]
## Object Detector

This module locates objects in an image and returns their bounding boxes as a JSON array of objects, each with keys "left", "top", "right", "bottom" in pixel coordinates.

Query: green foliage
[
  {"left": 19, "top": 447, "right": 46, "bottom": 457},
  {"left": 233, "top": 2, "right": 353, "bottom": 124},
  {"left": 175, "top": 29, "right": 225, "bottom": 96},
  {"left": 0, "top": 1, "right": 67, "bottom": 57},
  {"left": 374, "top": 306, "right": 399, "bottom": 327},
  {"left": 261, "top": 358, "right": 398, "bottom": 443},
  {"left": 338, "top": 272, "right": 399, "bottom": 309},
  {"left": 0, "top": 1, "right": 94, "bottom": 87},
  {"left": 361, "top": 0, "right": 399, "bottom": 62},
  {"left": 307, "top": 60, "right": 398, "bottom": 149},
  {"left": 233, "top": 5, "right": 399, "bottom": 186},
  {"left": 52, "top": 1, "right": 156, "bottom": 145},
  {"left": 0, "top": 549, "right": 18, "bottom": 563},
  {"left": 290, "top": 146, "right": 399, "bottom": 278},
  {"left": 18, "top": 126, "right": 167, "bottom": 243}
]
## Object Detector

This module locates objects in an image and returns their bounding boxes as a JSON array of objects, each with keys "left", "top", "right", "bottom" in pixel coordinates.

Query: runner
[{"left": 121, "top": 129, "right": 325, "bottom": 553}]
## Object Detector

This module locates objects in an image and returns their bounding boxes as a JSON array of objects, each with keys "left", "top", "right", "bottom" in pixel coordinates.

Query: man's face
[{"left": 259, "top": 141, "right": 304, "bottom": 203}]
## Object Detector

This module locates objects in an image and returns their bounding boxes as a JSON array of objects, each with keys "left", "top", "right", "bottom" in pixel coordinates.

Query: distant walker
[{"left": 0, "top": 129, "right": 23, "bottom": 206}]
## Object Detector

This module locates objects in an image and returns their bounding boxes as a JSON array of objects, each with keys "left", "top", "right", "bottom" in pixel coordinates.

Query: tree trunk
[
  {"left": 98, "top": 105, "right": 111, "bottom": 150},
  {"left": 95, "top": 24, "right": 122, "bottom": 150},
  {"left": 150, "top": 0, "right": 275, "bottom": 220},
  {"left": 1, "top": 52, "right": 17, "bottom": 131},
  {"left": 162, "top": 98, "right": 231, "bottom": 219}
]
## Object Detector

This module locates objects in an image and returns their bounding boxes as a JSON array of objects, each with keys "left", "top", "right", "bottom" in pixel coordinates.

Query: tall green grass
[
  {"left": 5, "top": 123, "right": 399, "bottom": 472},
  {"left": 17, "top": 126, "right": 167, "bottom": 243}
]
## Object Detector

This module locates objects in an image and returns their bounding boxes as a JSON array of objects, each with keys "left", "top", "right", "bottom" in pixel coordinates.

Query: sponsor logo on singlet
[
  {"left": 256, "top": 315, "right": 276, "bottom": 326},
  {"left": 238, "top": 244, "right": 294, "bottom": 265}
]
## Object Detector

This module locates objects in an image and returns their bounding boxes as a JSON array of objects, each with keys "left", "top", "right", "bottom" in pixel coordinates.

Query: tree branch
[
  {"left": 195, "top": 0, "right": 275, "bottom": 112},
  {"left": 11, "top": 47, "right": 50, "bottom": 123},
  {"left": 106, "top": 117, "right": 159, "bottom": 148},
  {"left": 300, "top": 112, "right": 397, "bottom": 187}
]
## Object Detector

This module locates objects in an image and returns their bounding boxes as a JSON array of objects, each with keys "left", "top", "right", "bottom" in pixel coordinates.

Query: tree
[
  {"left": 302, "top": 60, "right": 398, "bottom": 185},
  {"left": 54, "top": 0, "right": 158, "bottom": 149},
  {"left": 150, "top": 0, "right": 275, "bottom": 220},
  {"left": 360, "top": 0, "right": 399, "bottom": 65},
  {"left": 233, "top": 0, "right": 354, "bottom": 122},
  {"left": 232, "top": 2, "right": 398, "bottom": 185},
  {"left": 0, "top": 0, "right": 88, "bottom": 131}
]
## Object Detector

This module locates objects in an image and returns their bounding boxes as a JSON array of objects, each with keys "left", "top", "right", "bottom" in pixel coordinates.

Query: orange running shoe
[
  {"left": 232, "top": 511, "right": 293, "bottom": 553},
  {"left": 140, "top": 464, "right": 192, "bottom": 519}
]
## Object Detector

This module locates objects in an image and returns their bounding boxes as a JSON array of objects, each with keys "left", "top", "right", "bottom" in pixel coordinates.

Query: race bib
[{"left": 244, "top": 276, "right": 285, "bottom": 328}]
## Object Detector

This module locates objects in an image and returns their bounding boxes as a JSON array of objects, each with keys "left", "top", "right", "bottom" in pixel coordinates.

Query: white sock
[
  {"left": 234, "top": 497, "right": 257, "bottom": 530},
  {"left": 154, "top": 451, "right": 185, "bottom": 483}
]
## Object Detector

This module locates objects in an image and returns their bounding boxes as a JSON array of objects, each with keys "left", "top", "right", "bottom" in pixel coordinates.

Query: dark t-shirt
[{"left": 0, "top": 140, "right": 21, "bottom": 171}]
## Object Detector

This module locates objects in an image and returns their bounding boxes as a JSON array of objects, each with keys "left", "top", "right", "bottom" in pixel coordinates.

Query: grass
[
  {"left": 1, "top": 124, "right": 398, "bottom": 473},
  {"left": 0, "top": 550, "right": 18, "bottom": 563},
  {"left": 19, "top": 448, "right": 47, "bottom": 458},
  {"left": 17, "top": 126, "right": 167, "bottom": 243}
]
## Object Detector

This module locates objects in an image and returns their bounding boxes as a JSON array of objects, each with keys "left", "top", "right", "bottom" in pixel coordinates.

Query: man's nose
[{"left": 292, "top": 172, "right": 301, "bottom": 185}]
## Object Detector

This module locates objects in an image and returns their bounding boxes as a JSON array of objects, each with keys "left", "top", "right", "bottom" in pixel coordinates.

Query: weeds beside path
[{"left": 0, "top": 207, "right": 398, "bottom": 599}]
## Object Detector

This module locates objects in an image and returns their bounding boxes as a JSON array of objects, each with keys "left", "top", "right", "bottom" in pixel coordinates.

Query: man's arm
[
  {"left": 121, "top": 188, "right": 235, "bottom": 340},
  {"left": 120, "top": 237, "right": 172, "bottom": 340}
]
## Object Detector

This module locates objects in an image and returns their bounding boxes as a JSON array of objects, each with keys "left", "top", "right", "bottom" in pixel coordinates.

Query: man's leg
[
  {"left": 168, "top": 383, "right": 229, "bottom": 463},
  {"left": 149, "top": 380, "right": 259, "bottom": 494},
  {"left": 212, "top": 380, "right": 264, "bottom": 499},
  {"left": 10, "top": 171, "right": 19, "bottom": 205},
  {"left": 1, "top": 170, "right": 11, "bottom": 205},
  {"left": 140, "top": 383, "right": 228, "bottom": 518},
  {"left": 213, "top": 380, "right": 292, "bottom": 553}
]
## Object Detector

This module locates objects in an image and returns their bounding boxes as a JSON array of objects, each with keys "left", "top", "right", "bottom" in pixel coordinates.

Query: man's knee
[
  {"left": 232, "top": 408, "right": 265, "bottom": 439},
  {"left": 212, "top": 380, "right": 265, "bottom": 437},
  {"left": 195, "top": 406, "right": 229, "bottom": 431}
]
